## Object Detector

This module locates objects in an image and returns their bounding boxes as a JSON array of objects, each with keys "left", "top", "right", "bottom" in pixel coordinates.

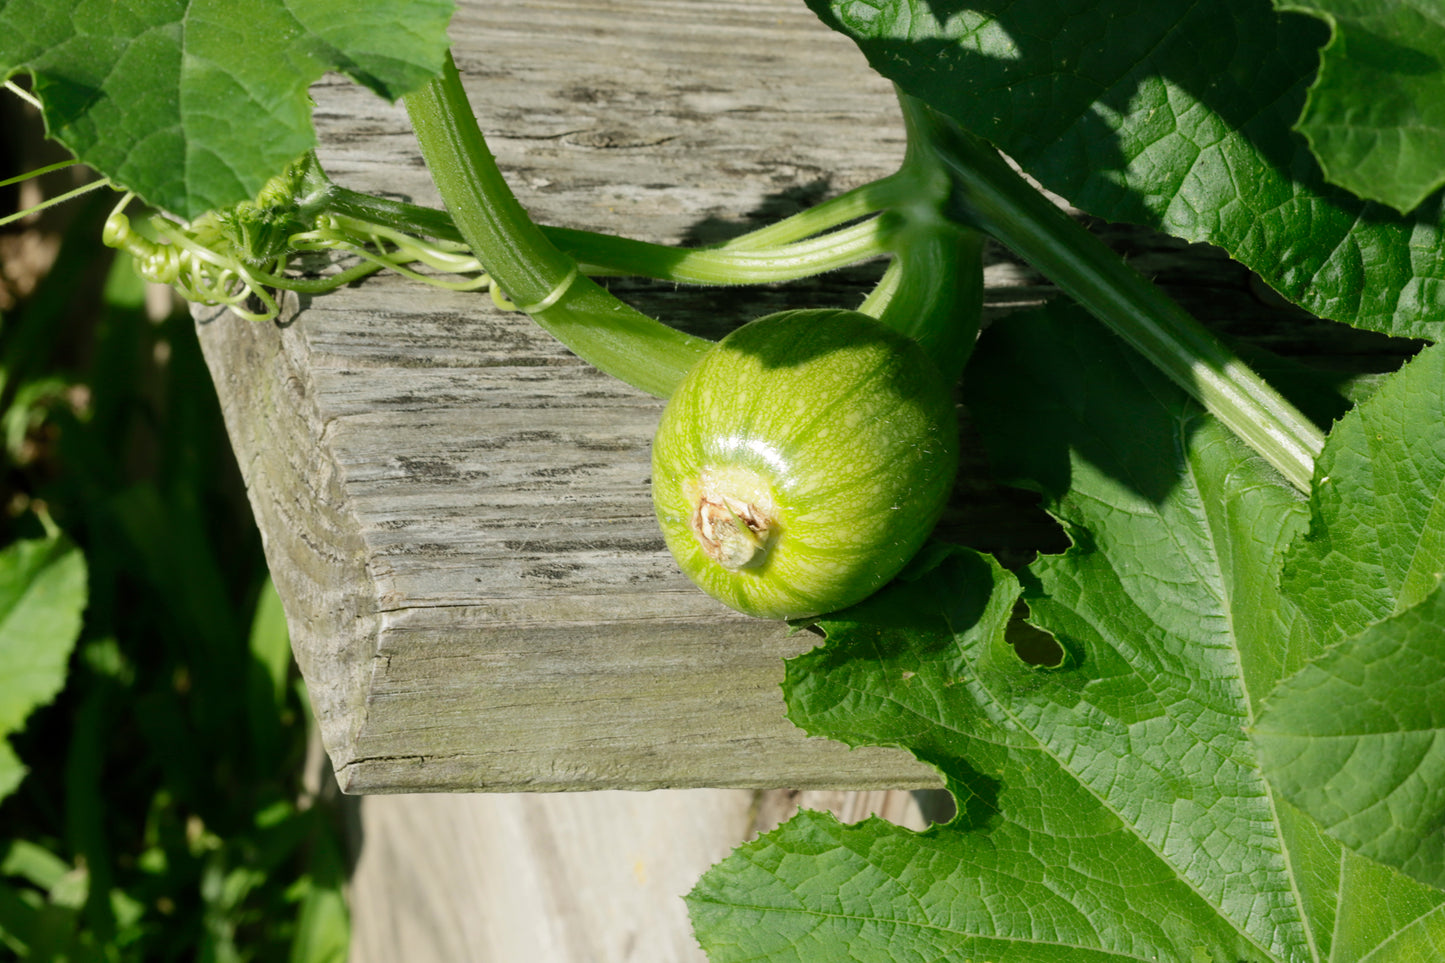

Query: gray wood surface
[
  {"left": 346, "top": 786, "right": 944, "bottom": 963},
  {"left": 197, "top": 0, "right": 942, "bottom": 793}
]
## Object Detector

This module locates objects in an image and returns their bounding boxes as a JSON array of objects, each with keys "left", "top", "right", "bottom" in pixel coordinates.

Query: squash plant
[{"left": 6, "top": 0, "right": 1445, "bottom": 959}]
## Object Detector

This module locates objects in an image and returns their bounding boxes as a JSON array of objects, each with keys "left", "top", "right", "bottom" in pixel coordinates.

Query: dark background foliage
[{"left": 0, "top": 93, "right": 348, "bottom": 963}]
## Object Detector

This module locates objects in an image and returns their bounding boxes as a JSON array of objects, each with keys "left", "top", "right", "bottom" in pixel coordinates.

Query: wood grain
[{"left": 346, "top": 786, "right": 947, "bottom": 963}]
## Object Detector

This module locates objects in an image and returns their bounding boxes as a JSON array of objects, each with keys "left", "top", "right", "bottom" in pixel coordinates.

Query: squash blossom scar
[{"left": 692, "top": 491, "right": 775, "bottom": 570}]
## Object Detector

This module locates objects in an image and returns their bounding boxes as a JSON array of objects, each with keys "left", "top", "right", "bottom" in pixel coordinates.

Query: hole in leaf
[{"left": 1007, "top": 605, "right": 1064, "bottom": 667}]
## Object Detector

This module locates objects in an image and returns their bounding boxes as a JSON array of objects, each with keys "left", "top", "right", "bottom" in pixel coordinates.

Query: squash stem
[
  {"left": 711, "top": 174, "right": 914, "bottom": 250},
  {"left": 861, "top": 223, "right": 984, "bottom": 386},
  {"left": 329, "top": 181, "right": 894, "bottom": 286},
  {"left": 405, "top": 52, "right": 708, "bottom": 398},
  {"left": 855, "top": 101, "right": 986, "bottom": 385},
  {"left": 545, "top": 218, "right": 890, "bottom": 285}
]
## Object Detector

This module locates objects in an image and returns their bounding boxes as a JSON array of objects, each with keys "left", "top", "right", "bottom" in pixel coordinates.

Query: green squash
[{"left": 651, "top": 308, "right": 958, "bottom": 620}]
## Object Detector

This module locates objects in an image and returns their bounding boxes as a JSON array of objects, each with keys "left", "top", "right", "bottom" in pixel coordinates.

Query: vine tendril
[{"left": 101, "top": 192, "right": 494, "bottom": 322}]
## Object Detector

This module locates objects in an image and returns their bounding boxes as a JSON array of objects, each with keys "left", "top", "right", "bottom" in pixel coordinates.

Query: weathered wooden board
[
  {"left": 196, "top": 0, "right": 947, "bottom": 793},
  {"left": 346, "top": 786, "right": 945, "bottom": 963}
]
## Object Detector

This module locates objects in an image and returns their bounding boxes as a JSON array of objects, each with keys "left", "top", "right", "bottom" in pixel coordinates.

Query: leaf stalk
[
  {"left": 404, "top": 52, "right": 708, "bottom": 398},
  {"left": 904, "top": 96, "right": 1324, "bottom": 491}
]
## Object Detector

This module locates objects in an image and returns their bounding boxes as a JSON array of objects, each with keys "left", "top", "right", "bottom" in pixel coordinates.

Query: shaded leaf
[
  {"left": 0, "top": 0, "right": 455, "bottom": 219},
  {"left": 0, "top": 535, "right": 87, "bottom": 801},
  {"left": 288, "top": 817, "right": 349, "bottom": 963},
  {"left": 804, "top": 0, "right": 1445, "bottom": 338}
]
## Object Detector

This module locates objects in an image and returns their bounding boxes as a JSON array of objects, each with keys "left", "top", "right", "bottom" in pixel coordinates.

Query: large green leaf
[
  {"left": 804, "top": 0, "right": 1445, "bottom": 339},
  {"left": 1250, "top": 341, "right": 1445, "bottom": 890},
  {"left": 690, "top": 304, "right": 1445, "bottom": 960},
  {"left": 1277, "top": 0, "right": 1445, "bottom": 214},
  {"left": 1282, "top": 341, "right": 1445, "bottom": 646},
  {"left": 0, "top": 0, "right": 455, "bottom": 219},
  {"left": 691, "top": 548, "right": 1266, "bottom": 961},
  {"left": 1253, "top": 586, "right": 1445, "bottom": 893},
  {"left": 0, "top": 536, "right": 87, "bottom": 802}
]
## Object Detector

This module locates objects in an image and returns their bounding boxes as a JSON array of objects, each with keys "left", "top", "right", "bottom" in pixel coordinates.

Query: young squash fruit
[{"left": 651, "top": 308, "right": 958, "bottom": 620}]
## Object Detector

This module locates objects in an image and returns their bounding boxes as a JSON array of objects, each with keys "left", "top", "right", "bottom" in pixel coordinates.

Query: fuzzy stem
[
  {"left": 0, "top": 177, "right": 112, "bottom": 228},
  {"left": 405, "top": 52, "right": 708, "bottom": 398},
  {"left": 545, "top": 218, "right": 888, "bottom": 285},
  {"left": 713, "top": 174, "right": 913, "bottom": 250},
  {"left": 327, "top": 186, "right": 465, "bottom": 243},
  {"left": 866, "top": 224, "right": 984, "bottom": 385},
  {"left": 328, "top": 183, "right": 892, "bottom": 286},
  {"left": 859, "top": 113, "right": 988, "bottom": 384}
]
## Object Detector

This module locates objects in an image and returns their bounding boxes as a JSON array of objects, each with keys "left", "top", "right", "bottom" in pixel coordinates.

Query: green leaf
[
  {"left": 0, "top": 883, "right": 42, "bottom": 959},
  {"left": 693, "top": 548, "right": 1264, "bottom": 962},
  {"left": 0, "top": 0, "right": 455, "bottom": 219},
  {"left": 691, "top": 303, "right": 1445, "bottom": 961},
  {"left": 0, "top": 742, "right": 22, "bottom": 802},
  {"left": 0, "top": 539, "right": 89, "bottom": 720},
  {"left": 0, "top": 840, "right": 72, "bottom": 890},
  {"left": 246, "top": 575, "right": 293, "bottom": 770},
  {"left": 3, "top": 377, "right": 73, "bottom": 462},
  {"left": 1253, "top": 586, "right": 1445, "bottom": 892},
  {"left": 1252, "top": 341, "right": 1445, "bottom": 889},
  {"left": 0, "top": 535, "right": 87, "bottom": 802},
  {"left": 804, "top": 0, "right": 1445, "bottom": 339},
  {"left": 1282, "top": 342, "right": 1445, "bottom": 646},
  {"left": 1276, "top": 0, "right": 1445, "bottom": 214},
  {"left": 248, "top": 576, "right": 291, "bottom": 707},
  {"left": 288, "top": 817, "right": 349, "bottom": 963}
]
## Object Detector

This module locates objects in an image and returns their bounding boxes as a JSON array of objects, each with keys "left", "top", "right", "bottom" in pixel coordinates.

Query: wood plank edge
[{"left": 194, "top": 298, "right": 382, "bottom": 777}]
